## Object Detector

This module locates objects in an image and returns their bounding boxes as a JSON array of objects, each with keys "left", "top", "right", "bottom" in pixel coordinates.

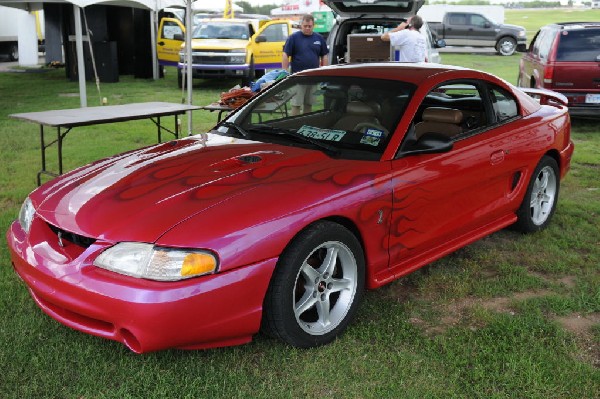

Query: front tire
[
  {"left": 8, "top": 43, "right": 18, "bottom": 61},
  {"left": 177, "top": 68, "right": 183, "bottom": 89},
  {"left": 241, "top": 57, "right": 255, "bottom": 87},
  {"left": 496, "top": 36, "right": 517, "bottom": 56},
  {"left": 514, "top": 156, "right": 560, "bottom": 233},
  {"left": 262, "top": 221, "right": 365, "bottom": 348}
]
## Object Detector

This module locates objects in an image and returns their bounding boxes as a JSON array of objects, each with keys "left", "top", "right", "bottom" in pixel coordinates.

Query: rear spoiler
[{"left": 519, "top": 87, "right": 569, "bottom": 107}]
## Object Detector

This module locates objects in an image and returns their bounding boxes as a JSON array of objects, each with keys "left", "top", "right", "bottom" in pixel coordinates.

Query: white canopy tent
[{"left": 0, "top": 1, "right": 191, "bottom": 105}]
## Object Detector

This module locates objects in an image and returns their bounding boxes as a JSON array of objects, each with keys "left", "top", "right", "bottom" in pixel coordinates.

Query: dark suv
[{"left": 517, "top": 22, "right": 600, "bottom": 117}]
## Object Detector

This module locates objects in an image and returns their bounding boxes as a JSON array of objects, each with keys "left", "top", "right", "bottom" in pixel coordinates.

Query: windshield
[
  {"left": 192, "top": 22, "right": 250, "bottom": 39},
  {"left": 219, "top": 76, "right": 416, "bottom": 160}
]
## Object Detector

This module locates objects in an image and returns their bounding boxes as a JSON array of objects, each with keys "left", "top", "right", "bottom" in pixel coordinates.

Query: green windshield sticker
[
  {"left": 360, "top": 128, "right": 384, "bottom": 146},
  {"left": 298, "top": 125, "right": 346, "bottom": 142}
]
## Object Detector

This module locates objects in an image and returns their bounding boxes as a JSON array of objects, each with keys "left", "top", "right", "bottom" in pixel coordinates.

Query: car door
[
  {"left": 444, "top": 13, "right": 470, "bottom": 46},
  {"left": 253, "top": 21, "right": 293, "bottom": 69},
  {"left": 467, "top": 14, "right": 496, "bottom": 47},
  {"left": 157, "top": 17, "right": 185, "bottom": 67},
  {"left": 387, "top": 80, "right": 525, "bottom": 274}
]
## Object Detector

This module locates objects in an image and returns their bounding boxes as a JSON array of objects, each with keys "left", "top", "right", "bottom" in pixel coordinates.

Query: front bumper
[
  {"left": 178, "top": 62, "right": 250, "bottom": 79},
  {"left": 6, "top": 219, "right": 277, "bottom": 353}
]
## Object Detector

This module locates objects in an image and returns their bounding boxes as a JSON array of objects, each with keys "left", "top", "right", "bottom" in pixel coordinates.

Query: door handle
[{"left": 490, "top": 150, "right": 505, "bottom": 165}]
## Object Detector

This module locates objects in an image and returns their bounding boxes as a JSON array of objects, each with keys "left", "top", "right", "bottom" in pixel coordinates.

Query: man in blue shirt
[{"left": 282, "top": 14, "right": 329, "bottom": 115}]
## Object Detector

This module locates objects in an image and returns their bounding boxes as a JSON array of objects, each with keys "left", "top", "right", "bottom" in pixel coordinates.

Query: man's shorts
[{"left": 291, "top": 84, "right": 316, "bottom": 107}]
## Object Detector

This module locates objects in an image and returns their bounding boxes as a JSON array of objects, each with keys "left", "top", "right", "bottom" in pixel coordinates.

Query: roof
[{"left": 298, "top": 62, "right": 472, "bottom": 85}]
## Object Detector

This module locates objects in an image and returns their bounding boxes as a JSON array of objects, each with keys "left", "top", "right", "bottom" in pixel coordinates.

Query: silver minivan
[{"left": 324, "top": 0, "right": 445, "bottom": 65}]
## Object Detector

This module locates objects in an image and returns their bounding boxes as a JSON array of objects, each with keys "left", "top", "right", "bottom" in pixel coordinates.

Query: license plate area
[{"left": 585, "top": 93, "right": 600, "bottom": 104}]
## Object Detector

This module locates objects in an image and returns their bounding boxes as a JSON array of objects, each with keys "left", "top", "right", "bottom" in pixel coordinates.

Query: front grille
[
  {"left": 193, "top": 55, "right": 230, "bottom": 64},
  {"left": 48, "top": 224, "right": 96, "bottom": 248}
]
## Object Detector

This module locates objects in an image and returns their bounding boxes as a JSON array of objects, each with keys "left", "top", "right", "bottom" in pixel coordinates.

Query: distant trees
[{"left": 236, "top": 1, "right": 280, "bottom": 15}]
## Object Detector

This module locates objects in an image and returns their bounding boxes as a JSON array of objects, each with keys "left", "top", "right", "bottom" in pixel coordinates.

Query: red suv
[{"left": 518, "top": 22, "right": 600, "bottom": 117}]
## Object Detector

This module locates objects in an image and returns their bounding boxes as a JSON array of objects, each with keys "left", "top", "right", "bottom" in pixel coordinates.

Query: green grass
[
  {"left": 1, "top": 9, "right": 599, "bottom": 398},
  {"left": 506, "top": 8, "right": 600, "bottom": 43}
]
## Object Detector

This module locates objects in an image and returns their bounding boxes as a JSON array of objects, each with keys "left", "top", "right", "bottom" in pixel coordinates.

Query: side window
[
  {"left": 410, "top": 82, "right": 484, "bottom": 143},
  {"left": 488, "top": 86, "right": 519, "bottom": 122},
  {"left": 470, "top": 15, "right": 487, "bottom": 28},
  {"left": 261, "top": 24, "right": 289, "bottom": 42},
  {"left": 537, "top": 28, "right": 556, "bottom": 60},
  {"left": 448, "top": 14, "right": 467, "bottom": 26},
  {"left": 162, "top": 21, "right": 183, "bottom": 40},
  {"left": 531, "top": 30, "right": 543, "bottom": 56}
]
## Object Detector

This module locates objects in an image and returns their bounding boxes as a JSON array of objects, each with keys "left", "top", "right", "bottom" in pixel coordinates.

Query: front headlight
[
  {"left": 18, "top": 197, "right": 35, "bottom": 234},
  {"left": 518, "top": 31, "right": 526, "bottom": 38},
  {"left": 94, "top": 242, "right": 218, "bottom": 281}
]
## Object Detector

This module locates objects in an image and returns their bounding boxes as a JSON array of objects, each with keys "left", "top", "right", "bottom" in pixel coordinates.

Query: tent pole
[
  {"left": 74, "top": 5, "right": 87, "bottom": 107},
  {"left": 150, "top": 10, "right": 158, "bottom": 80},
  {"left": 185, "top": 0, "right": 192, "bottom": 135}
]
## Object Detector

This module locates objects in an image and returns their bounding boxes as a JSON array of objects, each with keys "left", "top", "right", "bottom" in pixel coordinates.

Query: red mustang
[{"left": 7, "top": 64, "right": 574, "bottom": 353}]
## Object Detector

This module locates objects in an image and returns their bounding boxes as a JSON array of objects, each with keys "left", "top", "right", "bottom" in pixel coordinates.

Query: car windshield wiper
[
  {"left": 220, "top": 121, "right": 251, "bottom": 139},
  {"left": 249, "top": 124, "right": 340, "bottom": 155}
]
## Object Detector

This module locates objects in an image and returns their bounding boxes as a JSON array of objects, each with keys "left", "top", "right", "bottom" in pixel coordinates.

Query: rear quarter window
[{"left": 556, "top": 29, "right": 600, "bottom": 61}]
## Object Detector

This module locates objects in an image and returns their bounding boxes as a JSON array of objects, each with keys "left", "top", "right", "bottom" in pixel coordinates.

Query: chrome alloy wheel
[
  {"left": 293, "top": 241, "right": 358, "bottom": 335},
  {"left": 529, "top": 165, "right": 557, "bottom": 226}
]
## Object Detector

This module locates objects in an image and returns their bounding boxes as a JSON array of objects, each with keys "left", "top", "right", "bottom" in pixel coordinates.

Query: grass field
[
  {"left": 506, "top": 8, "right": 600, "bottom": 42},
  {"left": 0, "top": 9, "right": 599, "bottom": 399}
]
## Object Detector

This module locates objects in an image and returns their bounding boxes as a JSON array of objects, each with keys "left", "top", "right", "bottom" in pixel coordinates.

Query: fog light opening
[{"left": 120, "top": 328, "right": 142, "bottom": 353}]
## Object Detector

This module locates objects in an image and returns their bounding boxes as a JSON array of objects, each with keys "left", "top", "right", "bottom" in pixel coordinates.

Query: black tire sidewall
[
  {"left": 515, "top": 156, "right": 560, "bottom": 233},
  {"left": 263, "top": 221, "right": 365, "bottom": 348}
]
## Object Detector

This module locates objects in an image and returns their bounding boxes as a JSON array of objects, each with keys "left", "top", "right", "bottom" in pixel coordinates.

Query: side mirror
[
  {"left": 483, "top": 21, "right": 491, "bottom": 28},
  {"left": 173, "top": 33, "right": 184, "bottom": 41},
  {"left": 436, "top": 39, "right": 446, "bottom": 48},
  {"left": 404, "top": 133, "right": 453, "bottom": 156},
  {"left": 255, "top": 35, "right": 267, "bottom": 43}
]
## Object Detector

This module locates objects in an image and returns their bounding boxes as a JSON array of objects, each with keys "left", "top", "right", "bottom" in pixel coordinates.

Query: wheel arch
[
  {"left": 544, "top": 149, "right": 562, "bottom": 172},
  {"left": 272, "top": 215, "right": 369, "bottom": 277}
]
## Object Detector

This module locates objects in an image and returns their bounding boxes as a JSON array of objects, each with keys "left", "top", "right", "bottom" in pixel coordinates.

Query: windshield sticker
[
  {"left": 298, "top": 125, "right": 346, "bottom": 142},
  {"left": 360, "top": 128, "right": 384, "bottom": 146}
]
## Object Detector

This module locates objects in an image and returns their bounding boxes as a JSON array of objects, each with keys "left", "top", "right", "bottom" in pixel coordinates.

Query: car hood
[
  {"left": 503, "top": 23, "right": 526, "bottom": 31},
  {"left": 323, "top": 0, "right": 423, "bottom": 18},
  {"left": 32, "top": 134, "right": 333, "bottom": 244},
  {"left": 189, "top": 38, "right": 248, "bottom": 50}
]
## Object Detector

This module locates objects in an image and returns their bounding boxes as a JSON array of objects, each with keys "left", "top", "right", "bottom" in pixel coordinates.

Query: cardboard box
[{"left": 347, "top": 34, "right": 391, "bottom": 63}]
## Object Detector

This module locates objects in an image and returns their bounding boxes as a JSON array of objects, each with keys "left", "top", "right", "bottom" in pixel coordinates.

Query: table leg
[
  {"left": 58, "top": 127, "right": 63, "bottom": 175},
  {"left": 175, "top": 114, "right": 179, "bottom": 138},
  {"left": 157, "top": 116, "right": 161, "bottom": 143},
  {"left": 37, "top": 125, "right": 46, "bottom": 186}
]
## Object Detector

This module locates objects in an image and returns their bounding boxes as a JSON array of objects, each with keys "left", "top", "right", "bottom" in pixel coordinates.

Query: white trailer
[
  {"left": 0, "top": 5, "right": 44, "bottom": 61},
  {"left": 418, "top": 5, "right": 505, "bottom": 24}
]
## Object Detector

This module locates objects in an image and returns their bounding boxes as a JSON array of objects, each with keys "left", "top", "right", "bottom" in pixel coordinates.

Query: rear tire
[
  {"left": 514, "top": 156, "right": 560, "bottom": 233},
  {"left": 262, "top": 221, "right": 365, "bottom": 348}
]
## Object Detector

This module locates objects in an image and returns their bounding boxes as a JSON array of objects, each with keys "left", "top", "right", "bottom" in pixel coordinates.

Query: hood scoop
[
  {"left": 208, "top": 151, "right": 282, "bottom": 172},
  {"left": 237, "top": 154, "right": 262, "bottom": 164}
]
